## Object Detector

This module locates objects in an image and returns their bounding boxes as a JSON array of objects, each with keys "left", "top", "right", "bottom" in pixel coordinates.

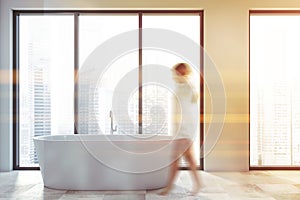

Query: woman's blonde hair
[{"left": 172, "top": 63, "right": 192, "bottom": 76}]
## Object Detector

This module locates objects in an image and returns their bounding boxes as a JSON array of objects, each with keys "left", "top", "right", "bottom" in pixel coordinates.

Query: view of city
[
  {"left": 19, "top": 15, "right": 75, "bottom": 166},
  {"left": 250, "top": 15, "right": 300, "bottom": 166},
  {"left": 18, "top": 14, "right": 201, "bottom": 167}
]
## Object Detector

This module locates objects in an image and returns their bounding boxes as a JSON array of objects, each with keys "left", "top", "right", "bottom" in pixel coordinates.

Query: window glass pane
[
  {"left": 250, "top": 14, "right": 300, "bottom": 166},
  {"left": 78, "top": 15, "right": 138, "bottom": 135},
  {"left": 142, "top": 14, "right": 201, "bottom": 166},
  {"left": 19, "top": 15, "right": 74, "bottom": 167}
]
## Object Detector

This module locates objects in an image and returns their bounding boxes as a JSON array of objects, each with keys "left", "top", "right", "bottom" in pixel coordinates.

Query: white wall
[{"left": 2, "top": 0, "right": 300, "bottom": 171}]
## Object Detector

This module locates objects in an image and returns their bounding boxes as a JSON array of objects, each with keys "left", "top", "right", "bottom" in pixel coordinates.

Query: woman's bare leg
[
  {"left": 184, "top": 146, "right": 201, "bottom": 195},
  {"left": 159, "top": 158, "right": 180, "bottom": 195}
]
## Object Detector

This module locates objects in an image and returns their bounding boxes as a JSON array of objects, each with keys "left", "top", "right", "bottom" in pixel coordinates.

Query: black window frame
[
  {"left": 249, "top": 10, "right": 300, "bottom": 170},
  {"left": 13, "top": 10, "right": 204, "bottom": 170}
]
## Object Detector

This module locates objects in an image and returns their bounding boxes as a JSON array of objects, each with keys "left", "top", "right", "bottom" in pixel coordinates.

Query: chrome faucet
[{"left": 109, "top": 110, "right": 117, "bottom": 134}]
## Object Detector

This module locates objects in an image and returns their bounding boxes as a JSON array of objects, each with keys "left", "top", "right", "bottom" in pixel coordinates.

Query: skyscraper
[{"left": 21, "top": 19, "right": 52, "bottom": 166}]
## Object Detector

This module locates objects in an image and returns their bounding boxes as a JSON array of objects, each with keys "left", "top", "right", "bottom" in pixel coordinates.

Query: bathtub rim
[{"left": 33, "top": 134, "right": 175, "bottom": 142}]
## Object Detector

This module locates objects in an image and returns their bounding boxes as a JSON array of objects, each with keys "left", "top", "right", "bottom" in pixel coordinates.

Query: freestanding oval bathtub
[{"left": 33, "top": 134, "right": 179, "bottom": 190}]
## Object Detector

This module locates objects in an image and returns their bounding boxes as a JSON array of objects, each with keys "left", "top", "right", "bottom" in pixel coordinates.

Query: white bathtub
[{"left": 33, "top": 134, "right": 178, "bottom": 190}]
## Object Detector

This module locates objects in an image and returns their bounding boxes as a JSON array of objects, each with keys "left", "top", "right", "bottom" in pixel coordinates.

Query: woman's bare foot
[
  {"left": 190, "top": 183, "right": 202, "bottom": 195},
  {"left": 159, "top": 189, "right": 169, "bottom": 196},
  {"left": 158, "top": 185, "right": 173, "bottom": 195},
  {"left": 191, "top": 188, "right": 200, "bottom": 195}
]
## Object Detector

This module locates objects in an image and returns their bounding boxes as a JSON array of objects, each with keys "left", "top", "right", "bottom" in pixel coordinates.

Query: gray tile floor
[{"left": 1, "top": 170, "right": 300, "bottom": 199}]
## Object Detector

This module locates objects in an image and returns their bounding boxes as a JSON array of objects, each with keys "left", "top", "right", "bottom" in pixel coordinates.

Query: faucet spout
[{"left": 109, "top": 110, "right": 117, "bottom": 134}]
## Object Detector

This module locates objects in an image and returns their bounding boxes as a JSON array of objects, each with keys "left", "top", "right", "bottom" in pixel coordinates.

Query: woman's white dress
[{"left": 172, "top": 81, "right": 198, "bottom": 140}]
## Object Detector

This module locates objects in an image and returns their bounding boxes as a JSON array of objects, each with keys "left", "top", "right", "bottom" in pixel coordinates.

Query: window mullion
[
  {"left": 74, "top": 12, "right": 79, "bottom": 134},
  {"left": 138, "top": 12, "right": 143, "bottom": 134}
]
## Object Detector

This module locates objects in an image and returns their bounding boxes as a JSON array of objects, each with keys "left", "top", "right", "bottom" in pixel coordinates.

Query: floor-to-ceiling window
[
  {"left": 16, "top": 14, "right": 74, "bottom": 168},
  {"left": 250, "top": 11, "right": 300, "bottom": 168},
  {"left": 142, "top": 14, "right": 201, "bottom": 165},
  {"left": 78, "top": 14, "right": 139, "bottom": 135},
  {"left": 13, "top": 10, "right": 203, "bottom": 169}
]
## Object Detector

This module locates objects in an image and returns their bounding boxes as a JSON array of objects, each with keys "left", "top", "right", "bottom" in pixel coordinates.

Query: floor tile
[
  {"left": 60, "top": 190, "right": 105, "bottom": 199},
  {"left": 103, "top": 194, "right": 145, "bottom": 200},
  {"left": 1, "top": 170, "right": 300, "bottom": 199},
  {"left": 256, "top": 184, "right": 300, "bottom": 194},
  {"left": 271, "top": 193, "right": 300, "bottom": 200}
]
